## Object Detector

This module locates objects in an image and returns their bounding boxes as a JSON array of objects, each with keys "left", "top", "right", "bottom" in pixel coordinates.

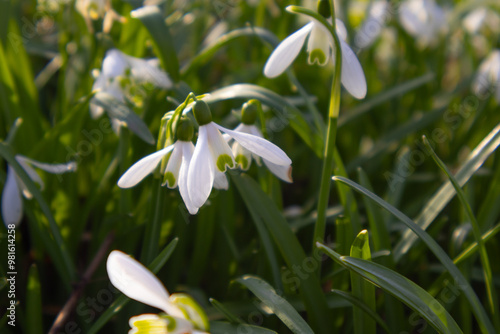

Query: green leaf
[
  {"left": 209, "top": 298, "right": 244, "bottom": 324},
  {"left": 330, "top": 290, "right": 390, "bottom": 333},
  {"left": 236, "top": 275, "right": 314, "bottom": 334},
  {"left": 349, "top": 230, "right": 376, "bottom": 334},
  {"left": 131, "top": 6, "right": 180, "bottom": 82},
  {"left": 319, "top": 243, "right": 463, "bottom": 334},
  {"left": 232, "top": 174, "right": 333, "bottom": 334},
  {"left": 454, "top": 222, "right": 500, "bottom": 265},
  {"left": 26, "top": 265, "right": 43, "bottom": 334},
  {"left": 91, "top": 92, "right": 155, "bottom": 144},
  {"left": 394, "top": 122, "right": 500, "bottom": 261},
  {"left": 331, "top": 176, "right": 496, "bottom": 333},
  {"left": 209, "top": 321, "right": 278, "bottom": 334},
  {"left": 87, "top": 238, "right": 178, "bottom": 334}
]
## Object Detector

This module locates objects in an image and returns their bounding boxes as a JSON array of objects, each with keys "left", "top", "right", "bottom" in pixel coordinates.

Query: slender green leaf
[
  {"left": 209, "top": 298, "right": 244, "bottom": 324},
  {"left": 454, "top": 222, "right": 500, "bottom": 265},
  {"left": 26, "top": 265, "right": 43, "bottom": 334},
  {"left": 319, "top": 243, "right": 463, "bottom": 334},
  {"left": 236, "top": 275, "right": 314, "bottom": 334}
]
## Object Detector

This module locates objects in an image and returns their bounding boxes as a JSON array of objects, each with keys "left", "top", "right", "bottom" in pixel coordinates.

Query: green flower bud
[
  {"left": 241, "top": 99, "right": 261, "bottom": 125},
  {"left": 176, "top": 117, "right": 194, "bottom": 141},
  {"left": 192, "top": 100, "right": 212, "bottom": 126},
  {"left": 317, "top": 0, "right": 331, "bottom": 18}
]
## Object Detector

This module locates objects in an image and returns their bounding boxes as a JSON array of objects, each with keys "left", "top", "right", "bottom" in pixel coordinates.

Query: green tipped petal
[
  {"left": 216, "top": 154, "right": 234, "bottom": 172},
  {"left": 170, "top": 294, "right": 210, "bottom": 331}
]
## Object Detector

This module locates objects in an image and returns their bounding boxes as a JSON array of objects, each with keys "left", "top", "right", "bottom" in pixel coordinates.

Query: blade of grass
[
  {"left": 454, "top": 222, "right": 500, "bottom": 265},
  {"left": 332, "top": 175, "right": 496, "bottom": 333},
  {"left": 209, "top": 298, "right": 244, "bottom": 324},
  {"left": 26, "top": 265, "right": 43, "bottom": 334},
  {"left": 422, "top": 135, "right": 499, "bottom": 327}
]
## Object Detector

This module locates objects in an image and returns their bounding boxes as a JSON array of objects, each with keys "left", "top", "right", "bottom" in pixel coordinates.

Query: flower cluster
[
  {"left": 107, "top": 250, "right": 210, "bottom": 334},
  {"left": 118, "top": 99, "right": 292, "bottom": 215}
]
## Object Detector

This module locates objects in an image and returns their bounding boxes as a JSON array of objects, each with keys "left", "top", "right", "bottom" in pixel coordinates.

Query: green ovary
[{"left": 216, "top": 154, "right": 234, "bottom": 172}]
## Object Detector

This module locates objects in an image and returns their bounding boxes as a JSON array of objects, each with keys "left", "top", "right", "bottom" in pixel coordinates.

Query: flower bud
[
  {"left": 241, "top": 99, "right": 261, "bottom": 125},
  {"left": 192, "top": 100, "right": 212, "bottom": 126}
]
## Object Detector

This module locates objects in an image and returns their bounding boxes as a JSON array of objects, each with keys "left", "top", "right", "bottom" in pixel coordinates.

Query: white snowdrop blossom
[
  {"left": 106, "top": 250, "right": 210, "bottom": 334},
  {"left": 472, "top": 50, "right": 500, "bottom": 102},
  {"left": 263, "top": 15, "right": 367, "bottom": 99},
  {"left": 354, "top": 0, "right": 390, "bottom": 49},
  {"left": 188, "top": 100, "right": 292, "bottom": 211},
  {"left": 398, "top": 0, "right": 447, "bottom": 47},
  {"left": 463, "top": 8, "right": 500, "bottom": 35},
  {"left": 1, "top": 156, "right": 76, "bottom": 228},
  {"left": 118, "top": 118, "right": 200, "bottom": 214},
  {"left": 90, "top": 49, "right": 172, "bottom": 120}
]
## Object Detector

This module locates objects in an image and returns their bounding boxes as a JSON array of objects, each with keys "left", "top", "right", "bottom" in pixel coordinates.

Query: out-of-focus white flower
[
  {"left": 354, "top": 0, "right": 390, "bottom": 49},
  {"left": 106, "top": 250, "right": 210, "bottom": 334},
  {"left": 1, "top": 156, "right": 76, "bottom": 228},
  {"left": 399, "top": 0, "right": 447, "bottom": 47},
  {"left": 463, "top": 8, "right": 500, "bottom": 35},
  {"left": 263, "top": 16, "right": 367, "bottom": 99},
  {"left": 75, "top": 0, "right": 125, "bottom": 33},
  {"left": 90, "top": 49, "right": 172, "bottom": 120},
  {"left": 472, "top": 49, "right": 500, "bottom": 102},
  {"left": 188, "top": 100, "right": 292, "bottom": 211}
]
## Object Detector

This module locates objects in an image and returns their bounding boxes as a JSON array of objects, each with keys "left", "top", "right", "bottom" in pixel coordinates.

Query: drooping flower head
[
  {"left": 2, "top": 155, "right": 77, "bottom": 228},
  {"left": 230, "top": 100, "right": 292, "bottom": 183},
  {"left": 472, "top": 49, "right": 500, "bottom": 102},
  {"left": 106, "top": 250, "right": 210, "bottom": 334},
  {"left": 263, "top": 1, "right": 367, "bottom": 99},
  {"left": 353, "top": 0, "right": 390, "bottom": 49},
  {"left": 398, "top": 0, "right": 447, "bottom": 47}
]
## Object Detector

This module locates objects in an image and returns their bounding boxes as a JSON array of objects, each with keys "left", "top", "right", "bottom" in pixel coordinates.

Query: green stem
[
  {"left": 141, "top": 180, "right": 164, "bottom": 264},
  {"left": 423, "top": 136, "right": 500, "bottom": 330}
]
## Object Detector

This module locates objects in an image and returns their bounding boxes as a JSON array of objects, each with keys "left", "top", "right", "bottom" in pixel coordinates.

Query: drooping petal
[
  {"left": 213, "top": 172, "right": 228, "bottom": 190},
  {"left": 214, "top": 124, "right": 291, "bottom": 166},
  {"left": 188, "top": 126, "right": 215, "bottom": 209},
  {"left": 17, "top": 156, "right": 77, "bottom": 175},
  {"left": 169, "top": 293, "right": 210, "bottom": 331},
  {"left": 335, "top": 19, "right": 348, "bottom": 42},
  {"left": 128, "top": 314, "right": 194, "bottom": 334},
  {"left": 129, "top": 57, "right": 172, "bottom": 89},
  {"left": 205, "top": 123, "right": 235, "bottom": 172},
  {"left": 15, "top": 156, "right": 44, "bottom": 192},
  {"left": 340, "top": 39, "right": 367, "bottom": 99},
  {"left": 263, "top": 159, "right": 293, "bottom": 183},
  {"left": 1, "top": 166, "right": 23, "bottom": 228},
  {"left": 118, "top": 145, "right": 174, "bottom": 188},
  {"left": 177, "top": 141, "right": 199, "bottom": 215},
  {"left": 107, "top": 250, "right": 184, "bottom": 318},
  {"left": 163, "top": 142, "right": 184, "bottom": 189},
  {"left": 263, "top": 22, "right": 313, "bottom": 78},
  {"left": 102, "top": 49, "right": 129, "bottom": 78}
]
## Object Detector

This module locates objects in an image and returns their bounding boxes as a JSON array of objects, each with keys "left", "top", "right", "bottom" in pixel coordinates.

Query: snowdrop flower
[
  {"left": 75, "top": 0, "right": 124, "bottom": 33},
  {"left": 263, "top": 6, "right": 367, "bottom": 99},
  {"left": 188, "top": 100, "right": 292, "bottom": 210},
  {"left": 118, "top": 117, "right": 200, "bottom": 214},
  {"left": 90, "top": 49, "right": 172, "bottom": 121},
  {"left": 231, "top": 100, "right": 292, "bottom": 183},
  {"left": 354, "top": 0, "right": 390, "bottom": 49},
  {"left": 472, "top": 50, "right": 500, "bottom": 102},
  {"left": 2, "top": 156, "right": 76, "bottom": 228},
  {"left": 463, "top": 8, "right": 500, "bottom": 35},
  {"left": 398, "top": 0, "right": 447, "bottom": 47},
  {"left": 107, "top": 250, "right": 210, "bottom": 334}
]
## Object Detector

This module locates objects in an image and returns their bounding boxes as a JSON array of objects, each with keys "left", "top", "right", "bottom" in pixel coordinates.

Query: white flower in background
[
  {"left": 230, "top": 101, "right": 292, "bottom": 183},
  {"left": 188, "top": 100, "right": 292, "bottom": 210},
  {"left": 398, "top": 0, "right": 447, "bottom": 47},
  {"left": 463, "top": 8, "right": 500, "bottom": 35},
  {"left": 106, "top": 250, "right": 210, "bottom": 334},
  {"left": 75, "top": 0, "right": 125, "bottom": 33},
  {"left": 472, "top": 50, "right": 500, "bottom": 102},
  {"left": 90, "top": 49, "right": 172, "bottom": 122},
  {"left": 1, "top": 156, "right": 76, "bottom": 228},
  {"left": 118, "top": 118, "right": 201, "bottom": 215},
  {"left": 354, "top": 0, "right": 390, "bottom": 49},
  {"left": 263, "top": 15, "right": 367, "bottom": 99}
]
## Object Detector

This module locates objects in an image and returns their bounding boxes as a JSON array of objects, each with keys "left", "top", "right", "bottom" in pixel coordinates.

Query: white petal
[
  {"left": 118, "top": 145, "right": 174, "bottom": 188},
  {"left": 215, "top": 124, "right": 291, "bottom": 166},
  {"left": 205, "top": 123, "right": 235, "bottom": 172},
  {"left": 17, "top": 156, "right": 77, "bottom": 174},
  {"left": 463, "top": 8, "right": 487, "bottom": 33},
  {"left": 177, "top": 141, "right": 199, "bottom": 215},
  {"left": 107, "top": 250, "right": 184, "bottom": 317},
  {"left": 340, "top": 39, "right": 367, "bottom": 99},
  {"left": 102, "top": 49, "right": 129, "bottom": 78},
  {"left": 187, "top": 126, "right": 214, "bottom": 209},
  {"left": 15, "top": 156, "right": 44, "bottom": 190},
  {"left": 306, "top": 23, "right": 331, "bottom": 66},
  {"left": 213, "top": 172, "right": 228, "bottom": 190},
  {"left": 2, "top": 165, "right": 23, "bottom": 228},
  {"left": 263, "top": 159, "right": 293, "bottom": 183},
  {"left": 163, "top": 142, "right": 184, "bottom": 189},
  {"left": 232, "top": 141, "right": 252, "bottom": 170},
  {"left": 263, "top": 22, "right": 313, "bottom": 78},
  {"left": 335, "top": 19, "right": 348, "bottom": 42},
  {"left": 129, "top": 57, "right": 172, "bottom": 89}
]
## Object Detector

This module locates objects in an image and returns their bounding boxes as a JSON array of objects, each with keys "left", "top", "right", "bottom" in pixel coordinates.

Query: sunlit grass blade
[
  {"left": 394, "top": 122, "right": 500, "bottom": 262},
  {"left": 237, "top": 275, "right": 314, "bottom": 334},
  {"left": 318, "top": 243, "right": 463, "bottom": 334},
  {"left": 331, "top": 290, "right": 390, "bottom": 333},
  {"left": 87, "top": 237, "right": 178, "bottom": 334},
  {"left": 131, "top": 6, "right": 180, "bottom": 82},
  {"left": 0, "top": 142, "right": 76, "bottom": 287},
  {"left": 454, "top": 222, "right": 500, "bottom": 265},
  {"left": 232, "top": 174, "right": 333, "bottom": 334},
  {"left": 209, "top": 298, "right": 244, "bottom": 324},
  {"left": 26, "top": 265, "right": 43, "bottom": 334},
  {"left": 332, "top": 175, "right": 496, "bottom": 333},
  {"left": 422, "top": 135, "right": 499, "bottom": 327},
  {"left": 349, "top": 230, "right": 376, "bottom": 334}
]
